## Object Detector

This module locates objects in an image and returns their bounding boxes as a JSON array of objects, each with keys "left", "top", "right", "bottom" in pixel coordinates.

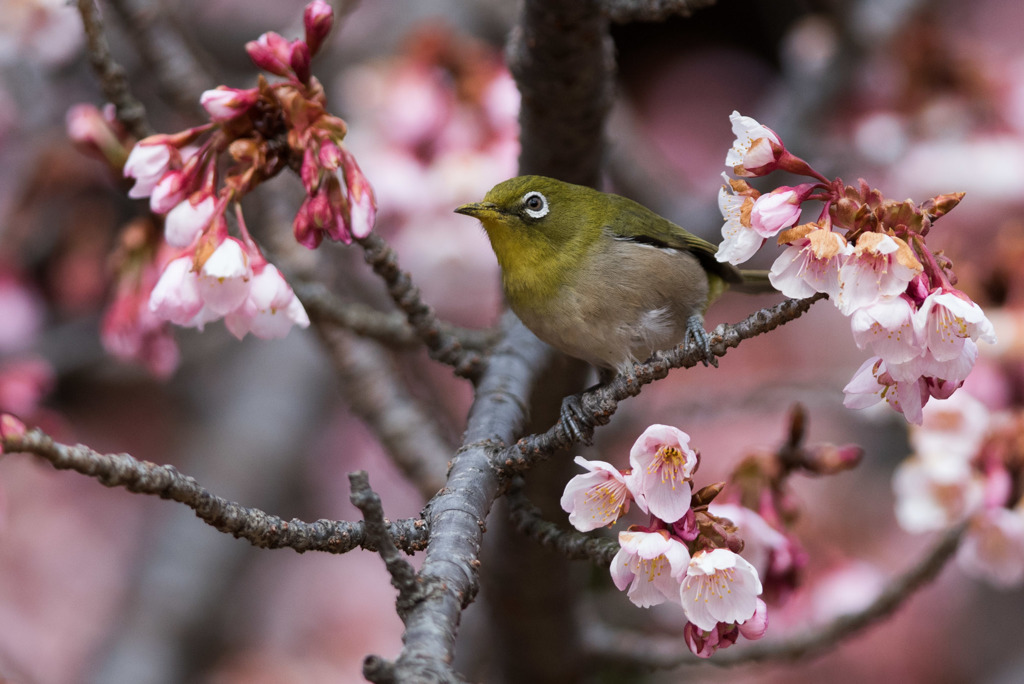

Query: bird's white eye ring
[{"left": 522, "top": 191, "right": 549, "bottom": 219}]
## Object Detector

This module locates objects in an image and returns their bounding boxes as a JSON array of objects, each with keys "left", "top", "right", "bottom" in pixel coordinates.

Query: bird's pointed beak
[{"left": 454, "top": 201, "right": 499, "bottom": 218}]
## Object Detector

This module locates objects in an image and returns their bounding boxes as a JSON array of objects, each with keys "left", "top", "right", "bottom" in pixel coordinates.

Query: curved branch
[
  {"left": 76, "top": 0, "right": 151, "bottom": 139},
  {"left": 503, "top": 294, "right": 827, "bottom": 473},
  {"left": 585, "top": 522, "right": 967, "bottom": 668},
  {"left": 295, "top": 279, "right": 498, "bottom": 352},
  {"left": 1, "top": 429, "right": 429, "bottom": 554},
  {"left": 357, "top": 233, "right": 486, "bottom": 383},
  {"left": 505, "top": 479, "right": 619, "bottom": 563}
]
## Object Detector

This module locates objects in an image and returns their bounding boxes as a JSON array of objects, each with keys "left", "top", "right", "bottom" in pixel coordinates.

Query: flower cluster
[
  {"left": 117, "top": 0, "right": 375, "bottom": 343},
  {"left": 893, "top": 392, "right": 1024, "bottom": 587},
  {"left": 718, "top": 111, "right": 996, "bottom": 424},
  {"left": 561, "top": 425, "right": 768, "bottom": 658}
]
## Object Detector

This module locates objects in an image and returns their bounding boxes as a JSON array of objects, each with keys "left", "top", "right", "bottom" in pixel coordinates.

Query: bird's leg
[
  {"left": 684, "top": 314, "right": 718, "bottom": 367},
  {"left": 558, "top": 367, "right": 615, "bottom": 445}
]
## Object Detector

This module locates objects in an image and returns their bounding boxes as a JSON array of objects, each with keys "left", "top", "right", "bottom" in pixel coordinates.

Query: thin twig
[
  {"left": 1, "top": 429, "right": 429, "bottom": 554},
  {"left": 106, "top": 0, "right": 215, "bottom": 115},
  {"left": 349, "top": 471, "right": 424, "bottom": 620},
  {"left": 357, "top": 233, "right": 486, "bottom": 382},
  {"left": 503, "top": 294, "right": 827, "bottom": 472},
  {"left": 295, "top": 279, "right": 498, "bottom": 352},
  {"left": 75, "top": 0, "right": 151, "bottom": 139},
  {"left": 505, "top": 479, "right": 619, "bottom": 563},
  {"left": 584, "top": 522, "right": 967, "bottom": 668}
]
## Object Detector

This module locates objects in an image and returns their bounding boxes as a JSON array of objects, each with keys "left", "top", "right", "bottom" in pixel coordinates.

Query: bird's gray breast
[{"left": 515, "top": 238, "right": 710, "bottom": 372}]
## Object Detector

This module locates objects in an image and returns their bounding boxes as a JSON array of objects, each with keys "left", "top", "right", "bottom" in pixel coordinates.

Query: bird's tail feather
[{"left": 731, "top": 269, "right": 777, "bottom": 294}]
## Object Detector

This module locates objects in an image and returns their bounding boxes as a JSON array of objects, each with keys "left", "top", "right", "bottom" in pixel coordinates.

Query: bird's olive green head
[
  {"left": 454, "top": 176, "right": 603, "bottom": 278},
  {"left": 455, "top": 175, "right": 606, "bottom": 305}
]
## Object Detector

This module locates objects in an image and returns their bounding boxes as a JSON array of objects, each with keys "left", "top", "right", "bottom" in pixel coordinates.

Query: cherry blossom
[
  {"left": 849, "top": 295, "right": 922, "bottom": 365},
  {"left": 164, "top": 194, "right": 218, "bottom": 247},
  {"left": 149, "top": 256, "right": 204, "bottom": 326},
  {"left": 957, "top": 507, "right": 1024, "bottom": 587},
  {"left": 769, "top": 223, "right": 850, "bottom": 299},
  {"left": 842, "top": 356, "right": 928, "bottom": 424},
  {"left": 679, "top": 548, "right": 763, "bottom": 631},
  {"left": 224, "top": 264, "right": 309, "bottom": 340},
  {"left": 835, "top": 232, "right": 922, "bottom": 315},
  {"left": 749, "top": 183, "right": 815, "bottom": 238},
  {"left": 560, "top": 456, "right": 632, "bottom": 532},
  {"left": 715, "top": 175, "right": 763, "bottom": 265},
  {"left": 609, "top": 530, "right": 690, "bottom": 608},
  {"left": 893, "top": 454, "right": 984, "bottom": 533},
  {"left": 200, "top": 87, "right": 259, "bottom": 122},
  {"left": 123, "top": 140, "right": 174, "bottom": 199},
  {"left": 726, "top": 110, "right": 783, "bottom": 177},
  {"left": 625, "top": 424, "right": 699, "bottom": 524},
  {"left": 195, "top": 237, "right": 252, "bottom": 316}
]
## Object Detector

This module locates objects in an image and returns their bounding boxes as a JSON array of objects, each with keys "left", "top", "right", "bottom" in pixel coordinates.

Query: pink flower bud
[
  {"left": 124, "top": 139, "right": 174, "bottom": 199},
  {"left": 0, "top": 413, "right": 27, "bottom": 448},
  {"left": 341, "top": 150, "right": 376, "bottom": 240},
  {"left": 66, "top": 103, "right": 125, "bottom": 166},
  {"left": 303, "top": 0, "right": 334, "bottom": 56},
  {"left": 200, "top": 86, "right": 259, "bottom": 122},
  {"left": 290, "top": 40, "right": 311, "bottom": 84},
  {"left": 164, "top": 194, "right": 219, "bottom": 247},
  {"left": 246, "top": 32, "right": 294, "bottom": 77}
]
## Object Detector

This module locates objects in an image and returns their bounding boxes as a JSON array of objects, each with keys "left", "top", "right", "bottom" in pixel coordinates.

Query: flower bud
[{"left": 303, "top": 0, "right": 334, "bottom": 56}]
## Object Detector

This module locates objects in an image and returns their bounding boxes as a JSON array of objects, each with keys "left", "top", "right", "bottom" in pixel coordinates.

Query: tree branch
[
  {"left": 1, "top": 429, "right": 429, "bottom": 554},
  {"left": 357, "top": 233, "right": 486, "bottom": 383},
  {"left": 362, "top": 313, "right": 554, "bottom": 682},
  {"left": 75, "top": 0, "right": 151, "bottom": 139},
  {"left": 505, "top": 478, "right": 619, "bottom": 563},
  {"left": 503, "top": 294, "right": 827, "bottom": 473},
  {"left": 105, "top": 0, "right": 215, "bottom": 116},
  {"left": 295, "top": 279, "right": 498, "bottom": 352},
  {"left": 349, "top": 471, "right": 425, "bottom": 620},
  {"left": 584, "top": 522, "right": 967, "bottom": 668}
]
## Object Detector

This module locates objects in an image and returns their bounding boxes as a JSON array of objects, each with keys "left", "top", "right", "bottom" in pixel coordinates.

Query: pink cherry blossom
[
  {"left": 957, "top": 507, "right": 1024, "bottom": 587},
  {"left": 123, "top": 139, "right": 173, "bottom": 199},
  {"left": 625, "top": 424, "right": 698, "bottom": 524},
  {"left": 560, "top": 456, "right": 632, "bottom": 532},
  {"left": 768, "top": 223, "right": 850, "bottom": 299},
  {"left": 893, "top": 454, "right": 984, "bottom": 533},
  {"left": 224, "top": 264, "right": 309, "bottom": 340},
  {"left": 842, "top": 356, "right": 928, "bottom": 424},
  {"left": 914, "top": 289, "right": 997, "bottom": 362},
  {"left": 910, "top": 391, "right": 991, "bottom": 461},
  {"left": 850, "top": 295, "right": 923, "bottom": 365},
  {"left": 835, "top": 232, "right": 922, "bottom": 315},
  {"left": 164, "top": 195, "right": 218, "bottom": 247},
  {"left": 749, "top": 183, "right": 815, "bottom": 238},
  {"left": 196, "top": 237, "right": 252, "bottom": 315},
  {"left": 679, "top": 548, "right": 762, "bottom": 631},
  {"left": 726, "top": 110, "right": 783, "bottom": 177},
  {"left": 708, "top": 503, "right": 791, "bottom": 583},
  {"left": 609, "top": 530, "right": 690, "bottom": 608},
  {"left": 149, "top": 256, "right": 204, "bottom": 325},
  {"left": 715, "top": 176, "right": 763, "bottom": 265},
  {"left": 200, "top": 87, "right": 258, "bottom": 122},
  {"left": 684, "top": 621, "right": 739, "bottom": 658}
]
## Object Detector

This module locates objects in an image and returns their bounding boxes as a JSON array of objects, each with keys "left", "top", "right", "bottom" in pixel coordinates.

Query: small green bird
[
  {"left": 455, "top": 175, "right": 771, "bottom": 436},
  {"left": 456, "top": 175, "right": 770, "bottom": 365}
]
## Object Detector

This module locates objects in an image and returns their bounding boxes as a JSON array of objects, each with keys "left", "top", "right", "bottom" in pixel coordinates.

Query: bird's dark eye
[{"left": 521, "top": 191, "right": 550, "bottom": 219}]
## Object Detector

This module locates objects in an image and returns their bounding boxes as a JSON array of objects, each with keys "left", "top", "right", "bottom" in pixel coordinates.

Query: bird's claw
[
  {"left": 684, "top": 314, "right": 717, "bottom": 367},
  {"left": 559, "top": 393, "right": 594, "bottom": 445}
]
